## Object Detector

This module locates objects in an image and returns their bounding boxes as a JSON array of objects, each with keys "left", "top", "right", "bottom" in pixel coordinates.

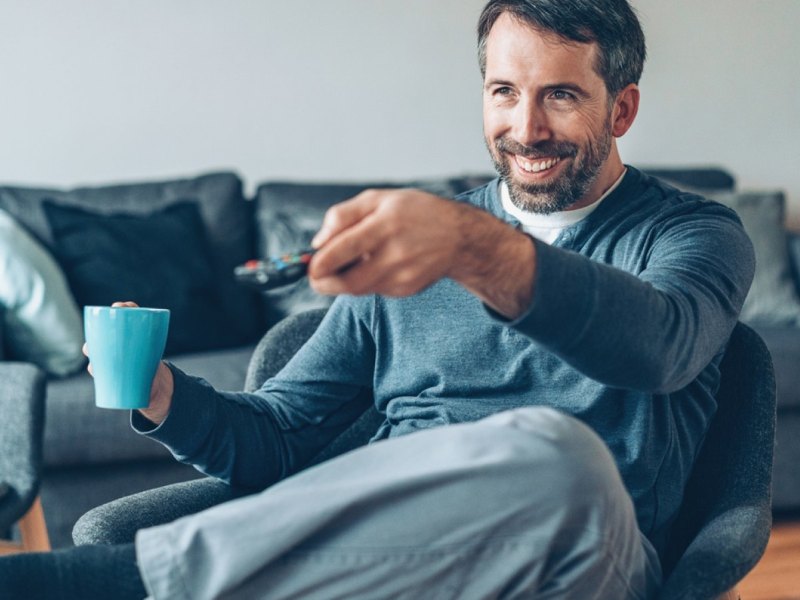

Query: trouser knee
[{"left": 454, "top": 407, "right": 630, "bottom": 523}]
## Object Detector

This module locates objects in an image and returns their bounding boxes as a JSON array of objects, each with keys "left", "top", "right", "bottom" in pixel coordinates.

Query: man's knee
[{"left": 463, "top": 407, "right": 627, "bottom": 511}]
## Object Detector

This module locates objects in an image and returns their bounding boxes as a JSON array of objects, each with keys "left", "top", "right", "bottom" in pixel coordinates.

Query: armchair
[{"left": 73, "top": 314, "right": 776, "bottom": 600}]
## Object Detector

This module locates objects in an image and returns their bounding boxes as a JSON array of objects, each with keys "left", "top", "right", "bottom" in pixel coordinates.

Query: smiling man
[
  {"left": 1, "top": 1, "right": 755, "bottom": 599},
  {"left": 482, "top": 13, "right": 634, "bottom": 215}
]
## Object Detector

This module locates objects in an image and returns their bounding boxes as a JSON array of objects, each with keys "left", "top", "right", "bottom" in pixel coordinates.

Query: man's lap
[{"left": 136, "top": 407, "right": 662, "bottom": 599}]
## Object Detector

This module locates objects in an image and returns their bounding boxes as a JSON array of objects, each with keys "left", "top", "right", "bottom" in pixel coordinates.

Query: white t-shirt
[{"left": 500, "top": 170, "right": 626, "bottom": 244}]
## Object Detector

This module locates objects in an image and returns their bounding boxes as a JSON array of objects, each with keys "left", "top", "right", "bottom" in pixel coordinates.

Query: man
[{"left": 2, "top": 0, "right": 754, "bottom": 598}]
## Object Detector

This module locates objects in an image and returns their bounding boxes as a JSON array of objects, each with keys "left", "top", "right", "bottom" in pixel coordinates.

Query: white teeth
[{"left": 518, "top": 156, "right": 559, "bottom": 173}]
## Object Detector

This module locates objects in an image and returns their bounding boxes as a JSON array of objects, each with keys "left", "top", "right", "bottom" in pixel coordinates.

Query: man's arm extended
[
  {"left": 309, "top": 188, "right": 537, "bottom": 319},
  {"left": 308, "top": 185, "right": 755, "bottom": 395}
]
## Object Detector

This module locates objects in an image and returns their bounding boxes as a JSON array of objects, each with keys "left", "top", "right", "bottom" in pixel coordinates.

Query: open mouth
[{"left": 514, "top": 155, "right": 562, "bottom": 175}]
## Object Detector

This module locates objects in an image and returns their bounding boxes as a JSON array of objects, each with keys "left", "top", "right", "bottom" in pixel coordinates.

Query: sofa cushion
[
  {"left": 0, "top": 172, "right": 263, "bottom": 353},
  {"left": 0, "top": 209, "right": 85, "bottom": 376},
  {"left": 43, "top": 343, "right": 255, "bottom": 467},
  {"left": 750, "top": 325, "right": 800, "bottom": 410},
  {"left": 713, "top": 191, "right": 800, "bottom": 327},
  {"left": 43, "top": 200, "right": 238, "bottom": 356},
  {"left": 253, "top": 176, "right": 492, "bottom": 326}
]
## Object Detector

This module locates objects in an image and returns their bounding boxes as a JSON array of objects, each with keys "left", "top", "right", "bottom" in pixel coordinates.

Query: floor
[{"left": 738, "top": 518, "right": 800, "bottom": 599}]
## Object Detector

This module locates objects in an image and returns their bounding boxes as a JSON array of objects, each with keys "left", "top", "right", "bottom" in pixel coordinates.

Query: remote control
[{"left": 234, "top": 248, "right": 316, "bottom": 291}]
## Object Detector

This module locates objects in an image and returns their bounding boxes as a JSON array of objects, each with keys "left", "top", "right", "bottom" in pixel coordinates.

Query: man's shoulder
[{"left": 617, "top": 167, "right": 743, "bottom": 226}]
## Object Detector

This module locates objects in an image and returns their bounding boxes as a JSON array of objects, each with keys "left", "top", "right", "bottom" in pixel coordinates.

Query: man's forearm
[{"left": 448, "top": 204, "right": 537, "bottom": 319}]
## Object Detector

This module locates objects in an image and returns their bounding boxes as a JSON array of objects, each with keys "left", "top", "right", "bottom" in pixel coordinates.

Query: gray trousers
[{"left": 136, "top": 407, "right": 662, "bottom": 599}]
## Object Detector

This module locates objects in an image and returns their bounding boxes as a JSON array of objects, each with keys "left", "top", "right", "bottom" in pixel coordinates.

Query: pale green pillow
[{"left": 0, "top": 209, "right": 86, "bottom": 376}]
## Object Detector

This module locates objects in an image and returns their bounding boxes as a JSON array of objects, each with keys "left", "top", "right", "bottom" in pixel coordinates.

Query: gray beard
[{"left": 487, "top": 124, "right": 613, "bottom": 215}]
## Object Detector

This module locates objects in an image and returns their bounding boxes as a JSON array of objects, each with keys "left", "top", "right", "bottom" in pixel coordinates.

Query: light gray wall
[
  {"left": 1, "top": 1, "right": 797, "bottom": 221},
  {"left": 623, "top": 0, "right": 800, "bottom": 225}
]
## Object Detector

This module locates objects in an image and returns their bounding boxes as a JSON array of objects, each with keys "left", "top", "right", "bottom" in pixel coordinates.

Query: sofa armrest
[
  {"left": 72, "top": 477, "right": 253, "bottom": 546},
  {"left": 0, "top": 362, "right": 46, "bottom": 531}
]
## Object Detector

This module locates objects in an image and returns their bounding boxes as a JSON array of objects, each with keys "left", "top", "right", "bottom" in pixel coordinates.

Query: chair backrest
[
  {"left": 244, "top": 308, "right": 382, "bottom": 466},
  {"left": 659, "top": 322, "right": 776, "bottom": 597}
]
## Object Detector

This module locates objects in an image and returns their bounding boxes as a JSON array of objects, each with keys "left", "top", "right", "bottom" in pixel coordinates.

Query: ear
[{"left": 610, "top": 83, "right": 640, "bottom": 137}]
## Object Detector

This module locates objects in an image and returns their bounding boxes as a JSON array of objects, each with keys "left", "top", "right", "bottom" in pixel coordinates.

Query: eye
[
  {"left": 550, "top": 89, "right": 576, "bottom": 101},
  {"left": 494, "top": 86, "right": 513, "bottom": 96}
]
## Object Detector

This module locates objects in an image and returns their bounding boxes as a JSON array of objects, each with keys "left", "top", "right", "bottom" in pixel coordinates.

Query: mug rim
[{"left": 84, "top": 306, "right": 170, "bottom": 314}]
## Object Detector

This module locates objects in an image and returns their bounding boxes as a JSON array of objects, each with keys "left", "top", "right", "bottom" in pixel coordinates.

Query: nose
[{"left": 512, "top": 97, "right": 552, "bottom": 147}]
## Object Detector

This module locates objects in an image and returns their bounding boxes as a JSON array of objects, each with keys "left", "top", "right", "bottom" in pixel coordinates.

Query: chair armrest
[
  {"left": 659, "top": 504, "right": 771, "bottom": 600},
  {"left": 0, "top": 362, "right": 46, "bottom": 531},
  {"left": 72, "top": 477, "right": 253, "bottom": 546}
]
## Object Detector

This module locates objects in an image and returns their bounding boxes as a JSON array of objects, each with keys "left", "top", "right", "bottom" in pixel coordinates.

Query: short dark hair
[{"left": 477, "top": 0, "right": 646, "bottom": 97}]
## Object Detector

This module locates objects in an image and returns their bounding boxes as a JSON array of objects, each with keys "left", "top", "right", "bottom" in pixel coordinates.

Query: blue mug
[{"left": 84, "top": 306, "right": 170, "bottom": 409}]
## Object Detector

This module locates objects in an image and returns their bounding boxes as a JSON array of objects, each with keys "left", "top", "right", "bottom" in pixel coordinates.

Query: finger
[
  {"left": 311, "top": 191, "right": 382, "bottom": 249},
  {"left": 82, "top": 343, "right": 89, "bottom": 357},
  {"left": 310, "top": 255, "right": 384, "bottom": 296},
  {"left": 87, "top": 363, "right": 93, "bottom": 377},
  {"left": 310, "top": 214, "right": 385, "bottom": 278},
  {"left": 111, "top": 301, "right": 139, "bottom": 308}
]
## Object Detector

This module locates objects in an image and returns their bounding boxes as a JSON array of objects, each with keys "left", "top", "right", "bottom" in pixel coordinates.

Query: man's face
[{"left": 482, "top": 13, "right": 617, "bottom": 214}]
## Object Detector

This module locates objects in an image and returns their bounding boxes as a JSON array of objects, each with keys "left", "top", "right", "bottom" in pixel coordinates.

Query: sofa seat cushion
[
  {"left": 0, "top": 172, "right": 263, "bottom": 353},
  {"left": 43, "top": 343, "right": 255, "bottom": 468}
]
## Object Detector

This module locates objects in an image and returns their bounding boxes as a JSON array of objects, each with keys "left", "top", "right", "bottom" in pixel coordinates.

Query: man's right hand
[{"left": 82, "top": 300, "right": 174, "bottom": 425}]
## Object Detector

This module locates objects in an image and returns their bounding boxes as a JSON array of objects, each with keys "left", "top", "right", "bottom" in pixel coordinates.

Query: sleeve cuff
[{"left": 130, "top": 362, "right": 215, "bottom": 453}]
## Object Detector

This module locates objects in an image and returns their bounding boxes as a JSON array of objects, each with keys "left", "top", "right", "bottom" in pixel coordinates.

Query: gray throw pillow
[{"left": 713, "top": 191, "right": 800, "bottom": 326}]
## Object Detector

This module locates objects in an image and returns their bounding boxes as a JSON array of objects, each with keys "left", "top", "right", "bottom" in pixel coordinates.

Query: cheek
[
  {"left": 549, "top": 111, "right": 604, "bottom": 147},
  {"left": 483, "top": 110, "right": 505, "bottom": 144}
]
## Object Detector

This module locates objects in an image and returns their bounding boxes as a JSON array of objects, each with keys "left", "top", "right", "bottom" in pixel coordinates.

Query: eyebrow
[{"left": 484, "top": 78, "right": 515, "bottom": 90}]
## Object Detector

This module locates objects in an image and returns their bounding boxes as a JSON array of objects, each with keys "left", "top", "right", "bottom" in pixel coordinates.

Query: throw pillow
[
  {"left": 43, "top": 200, "right": 245, "bottom": 356},
  {"left": 0, "top": 172, "right": 262, "bottom": 350},
  {"left": 713, "top": 191, "right": 800, "bottom": 327},
  {"left": 0, "top": 209, "right": 86, "bottom": 376}
]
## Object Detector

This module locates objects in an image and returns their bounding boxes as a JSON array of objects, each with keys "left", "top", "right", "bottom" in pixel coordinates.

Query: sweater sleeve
[
  {"left": 502, "top": 204, "right": 755, "bottom": 394},
  {"left": 131, "top": 296, "right": 376, "bottom": 489}
]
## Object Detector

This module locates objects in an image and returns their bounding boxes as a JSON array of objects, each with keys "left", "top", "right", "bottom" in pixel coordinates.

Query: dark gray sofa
[
  {"left": 0, "top": 166, "right": 795, "bottom": 548},
  {"left": 0, "top": 171, "right": 492, "bottom": 547}
]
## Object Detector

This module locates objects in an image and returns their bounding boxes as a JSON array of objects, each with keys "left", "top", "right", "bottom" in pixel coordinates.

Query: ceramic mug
[{"left": 83, "top": 306, "right": 170, "bottom": 409}]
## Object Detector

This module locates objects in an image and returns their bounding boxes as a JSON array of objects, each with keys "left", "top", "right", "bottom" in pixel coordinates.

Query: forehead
[{"left": 484, "top": 12, "right": 602, "bottom": 85}]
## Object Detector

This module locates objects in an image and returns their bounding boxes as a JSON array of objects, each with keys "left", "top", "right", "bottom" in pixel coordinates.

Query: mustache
[{"left": 495, "top": 136, "right": 577, "bottom": 160}]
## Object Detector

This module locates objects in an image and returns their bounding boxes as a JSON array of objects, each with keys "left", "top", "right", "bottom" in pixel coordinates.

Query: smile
[{"left": 514, "top": 155, "right": 562, "bottom": 174}]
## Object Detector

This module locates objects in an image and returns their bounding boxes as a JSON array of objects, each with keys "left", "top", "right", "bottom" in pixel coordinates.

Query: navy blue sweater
[{"left": 136, "top": 167, "right": 754, "bottom": 550}]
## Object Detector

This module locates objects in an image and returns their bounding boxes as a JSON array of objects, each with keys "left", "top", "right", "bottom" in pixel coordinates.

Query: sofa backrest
[
  {"left": 0, "top": 172, "right": 263, "bottom": 356},
  {"left": 253, "top": 175, "right": 493, "bottom": 326}
]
